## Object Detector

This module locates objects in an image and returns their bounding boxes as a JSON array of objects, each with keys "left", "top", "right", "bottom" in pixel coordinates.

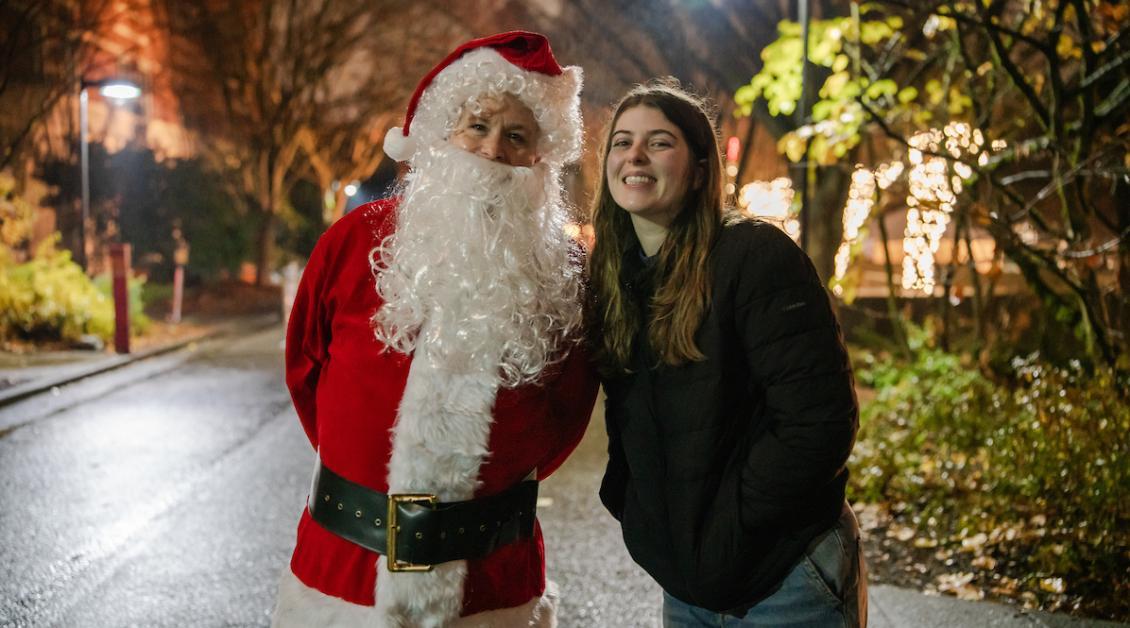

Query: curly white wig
[{"left": 384, "top": 47, "right": 583, "bottom": 167}]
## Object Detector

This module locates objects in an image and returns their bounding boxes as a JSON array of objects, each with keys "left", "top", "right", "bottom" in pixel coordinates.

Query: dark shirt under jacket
[{"left": 599, "top": 219, "right": 859, "bottom": 613}]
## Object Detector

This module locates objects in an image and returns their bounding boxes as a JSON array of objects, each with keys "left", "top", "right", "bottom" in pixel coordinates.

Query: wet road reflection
[{"left": 0, "top": 325, "right": 659, "bottom": 627}]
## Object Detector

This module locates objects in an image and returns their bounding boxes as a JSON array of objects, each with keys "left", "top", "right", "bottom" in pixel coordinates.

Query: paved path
[{"left": 0, "top": 321, "right": 1122, "bottom": 627}]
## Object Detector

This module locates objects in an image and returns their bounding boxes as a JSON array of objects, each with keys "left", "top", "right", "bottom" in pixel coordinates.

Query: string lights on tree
[
  {"left": 832, "top": 161, "right": 902, "bottom": 296},
  {"left": 901, "top": 122, "right": 986, "bottom": 294},
  {"left": 828, "top": 122, "right": 1006, "bottom": 297}
]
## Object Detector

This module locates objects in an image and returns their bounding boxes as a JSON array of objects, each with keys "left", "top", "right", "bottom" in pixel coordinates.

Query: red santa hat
[{"left": 383, "top": 31, "right": 583, "bottom": 165}]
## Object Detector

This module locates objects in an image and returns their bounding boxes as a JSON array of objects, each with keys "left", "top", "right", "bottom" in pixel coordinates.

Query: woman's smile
[{"left": 606, "top": 105, "right": 699, "bottom": 229}]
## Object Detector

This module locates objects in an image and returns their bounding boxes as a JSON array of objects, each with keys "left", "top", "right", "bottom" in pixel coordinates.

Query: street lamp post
[
  {"left": 78, "top": 78, "right": 141, "bottom": 270},
  {"left": 79, "top": 86, "right": 89, "bottom": 269},
  {"left": 796, "top": 0, "right": 812, "bottom": 253}
]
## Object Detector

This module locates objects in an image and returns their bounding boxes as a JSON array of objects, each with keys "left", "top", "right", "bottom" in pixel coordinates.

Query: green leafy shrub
[
  {"left": 851, "top": 328, "right": 1130, "bottom": 615},
  {"left": 92, "top": 272, "right": 151, "bottom": 335},
  {"left": 0, "top": 239, "right": 114, "bottom": 343},
  {"left": 0, "top": 172, "right": 151, "bottom": 346}
]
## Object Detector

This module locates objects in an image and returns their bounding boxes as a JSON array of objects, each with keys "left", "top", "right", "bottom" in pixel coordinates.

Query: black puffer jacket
[{"left": 599, "top": 219, "right": 858, "bottom": 613}]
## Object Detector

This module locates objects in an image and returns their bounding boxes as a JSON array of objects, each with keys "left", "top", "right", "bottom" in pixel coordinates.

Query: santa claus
[{"left": 272, "top": 32, "right": 598, "bottom": 627}]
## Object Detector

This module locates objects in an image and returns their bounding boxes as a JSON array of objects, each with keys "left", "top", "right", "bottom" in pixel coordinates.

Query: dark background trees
[
  {"left": 156, "top": 0, "right": 441, "bottom": 284},
  {"left": 733, "top": 2, "right": 1128, "bottom": 617},
  {"left": 0, "top": 0, "right": 114, "bottom": 172},
  {"left": 737, "top": 0, "right": 1128, "bottom": 366}
]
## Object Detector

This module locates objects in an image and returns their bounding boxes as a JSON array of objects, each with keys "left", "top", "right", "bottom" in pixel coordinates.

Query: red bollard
[
  {"left": 110, "top": 243, "right": 131, "bottom": 354},
  {"left": 170, "top": 265, "right": 184, "bottom": 324}
]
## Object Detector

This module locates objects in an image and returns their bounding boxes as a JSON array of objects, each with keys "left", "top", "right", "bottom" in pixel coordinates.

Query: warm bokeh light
[
  {"left": 874, "top": 161, "right": 903, "bottom": 189},
  {"left": 738, "top": 177, "right": 798, "bottom": 242},
  {"left": 834, "top": 166, "right": 879, "bottom": 290},
  {"left": 831, "top": 121, "right": 1007, "bottom": 296},
  {"left": 738, "top": 177, "right": 794, "bottom": 220},
  {"left": 562, "top": 222, "right": 594, "bottom": 249},
  {"left": 901, "top": 122, "right": 986, "bottom": 294}
]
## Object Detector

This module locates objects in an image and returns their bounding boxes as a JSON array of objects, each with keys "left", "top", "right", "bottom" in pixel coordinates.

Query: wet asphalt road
[{"left": 0, "top": 324, "right": 660, "bottom": 627}]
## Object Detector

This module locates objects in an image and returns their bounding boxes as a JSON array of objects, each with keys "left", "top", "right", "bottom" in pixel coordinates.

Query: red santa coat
[{"left": 283, "top": 199, "right": 598, "bottom": 619}]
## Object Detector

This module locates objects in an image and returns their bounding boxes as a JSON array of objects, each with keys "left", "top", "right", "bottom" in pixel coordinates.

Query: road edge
[{"left": 0, "top": 314, "right": 281, "bottom": 409}]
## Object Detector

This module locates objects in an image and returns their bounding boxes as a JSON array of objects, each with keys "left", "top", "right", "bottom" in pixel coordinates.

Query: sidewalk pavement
[
  {"left": 0, "top": 313, "right": 280, "bottom": 409},
  {"left": 0, "top": 318, "right": 1124, "bottom": 627},
  {"left": 868, "top": 584, "right": 1124, "bottom": 627}
]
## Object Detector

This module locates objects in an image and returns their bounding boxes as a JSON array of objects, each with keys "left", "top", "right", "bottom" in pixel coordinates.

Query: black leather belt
[{"left": 307, "top": 461, "right": 538, "bottom": 572}]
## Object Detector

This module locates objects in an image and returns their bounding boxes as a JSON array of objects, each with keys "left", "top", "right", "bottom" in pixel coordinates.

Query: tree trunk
[
  {"left": 877, "top": 208, "right": 911, "bottom": 358},
  {"left": 806, "top": 164, "right": 850, "bottom": 285},
  {"left": 255, "top": 210, "right": 275, "bottom": 286},
  {"left": 331, "top": 186, "right": 349, "bottom": 224},
  {"left": 961, "top": 215, "right": 986, "bottom": 350},
  {"left": 1117, "top": 177, "right": 1130, "bottom": 358}
]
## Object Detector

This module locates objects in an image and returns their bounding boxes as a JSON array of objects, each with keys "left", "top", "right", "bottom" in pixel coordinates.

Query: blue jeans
[{"left": 662, "top": 504, "right": 867, "bottom": 627}]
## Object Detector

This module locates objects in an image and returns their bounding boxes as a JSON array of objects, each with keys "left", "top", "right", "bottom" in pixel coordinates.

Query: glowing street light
[
  {"left": 98, "top": 81, "right": 142, "bottom": 101},
  {"left": 78, "top": 78, "right": 142, "bottom": 269}
]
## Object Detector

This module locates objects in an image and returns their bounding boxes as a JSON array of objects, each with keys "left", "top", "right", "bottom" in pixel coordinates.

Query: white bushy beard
[{"left": 371, "top": 143, "right": 583, "bottom": 387}]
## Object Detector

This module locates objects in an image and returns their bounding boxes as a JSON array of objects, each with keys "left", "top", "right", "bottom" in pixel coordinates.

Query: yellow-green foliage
[
  {"left": 0, "top": 238, "right": 115, "bottom": 343},
  {"left": 734, "top": 13, "right": 917, "bottom": 165},
  {"left": 0, "top": 173, "right": 143, "bottom": 344},
  {"left": 92, "top": 272, "right": 151, "bottom": 335},
  {"left": 1, "top": 171, "right": 34, "bottom": 251}
]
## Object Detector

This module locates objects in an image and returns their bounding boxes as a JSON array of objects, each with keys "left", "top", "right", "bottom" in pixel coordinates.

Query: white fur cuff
[{"left": 271, "top": 567, "right": 559, "bottom": 628}]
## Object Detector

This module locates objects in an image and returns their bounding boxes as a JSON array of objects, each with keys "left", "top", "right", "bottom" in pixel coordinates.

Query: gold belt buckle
[{"left": 387, "top": 493, "right": 437, "bottom": 572}]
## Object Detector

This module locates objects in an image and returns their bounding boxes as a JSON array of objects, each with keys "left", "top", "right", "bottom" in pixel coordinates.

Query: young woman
[{"left": 589, "top": 79, "right": 867, "bottom": 627}]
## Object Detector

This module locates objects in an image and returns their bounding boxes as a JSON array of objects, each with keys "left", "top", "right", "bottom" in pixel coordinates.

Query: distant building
[{"left": 0, "top": 0, "right": 195, "bottom": 270}]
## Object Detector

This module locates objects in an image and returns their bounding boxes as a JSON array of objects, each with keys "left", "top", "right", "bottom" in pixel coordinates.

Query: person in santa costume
[{"left": 272, "top": 31, "right": 598, "bottom": 627}]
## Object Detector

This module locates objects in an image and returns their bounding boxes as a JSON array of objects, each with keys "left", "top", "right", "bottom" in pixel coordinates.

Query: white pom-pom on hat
[{"left": 382, "top": 126, "right": 415, "bottom": 162}]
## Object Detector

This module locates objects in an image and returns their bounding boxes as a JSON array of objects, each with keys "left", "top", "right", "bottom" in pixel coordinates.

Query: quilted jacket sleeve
[
  {"left": 733, "top": 222, "right": 858, "bottom": 530},
  {"left": 598, "top": 391, "right": 628, "bottom": 521}
]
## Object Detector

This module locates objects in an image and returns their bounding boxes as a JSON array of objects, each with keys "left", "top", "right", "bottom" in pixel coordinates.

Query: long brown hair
[{"left": 589, "top": 78, "right": 726, "bottom": 373}]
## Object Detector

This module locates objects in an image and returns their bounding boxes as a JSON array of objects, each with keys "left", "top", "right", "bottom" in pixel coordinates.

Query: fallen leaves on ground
[
  {"left": 854, "top": 500, "right": 1123, "bottom": 620},
  {"left": 935, "top": 571, "right": 985, "bottom": 601}
]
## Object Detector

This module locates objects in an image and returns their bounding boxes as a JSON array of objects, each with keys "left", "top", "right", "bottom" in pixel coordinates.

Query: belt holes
[
  {"left": 415, "top": 532, "right": 423, "bottom": 540},
  {"left": 479, "top": 524, "right": 486, "bottom": 532},
  {"left": 355, "top": 510, "right": 363, "bottom": 518},
  {"left": 337, "top": 502, "right": 343, "bottom": 510},
  {"left": 323, "top": 494, "right": 330, "bottom": 502},
  {"left": 374, "top": 518, "right": 382, "bottom": 527},
  {"left": 458, "top": 527, "right": 465, "bottom": 535}
]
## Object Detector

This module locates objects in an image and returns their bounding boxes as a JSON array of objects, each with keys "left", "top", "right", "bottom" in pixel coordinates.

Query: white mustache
[{"left": 372, "top": 138, "right": 580, "bottom": 386}]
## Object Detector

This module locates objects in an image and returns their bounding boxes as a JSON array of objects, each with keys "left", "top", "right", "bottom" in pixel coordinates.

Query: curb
[{"left": 0, "top": 314, "right": 281, "bottom": 409}]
